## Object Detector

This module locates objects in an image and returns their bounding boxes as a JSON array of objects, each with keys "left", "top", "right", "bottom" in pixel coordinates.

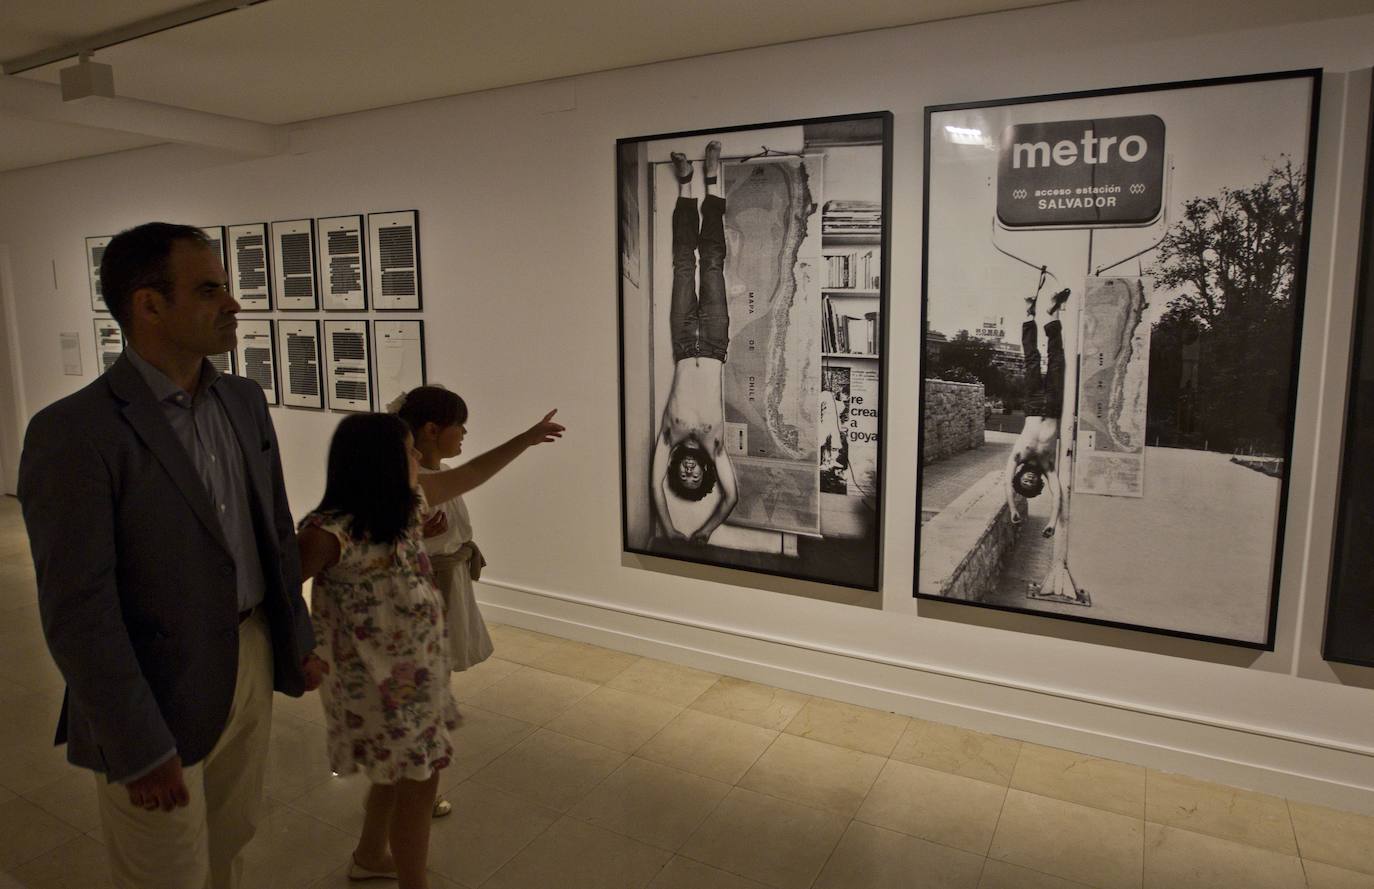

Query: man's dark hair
[
  {"left": 316, "top": 413, "right": 418, "bottom": 545},
  {"left": 665, "top": 440, "right": 717, "bottom": 502},
  {"left": 396, "top": 385, "right": 469, "bottom": 435},
  {"left": 1011, "top": 462, "right": 1045, "bottom": 499},
  {"left": 100, "top": 223, "right": 211, "bottom": 328}
]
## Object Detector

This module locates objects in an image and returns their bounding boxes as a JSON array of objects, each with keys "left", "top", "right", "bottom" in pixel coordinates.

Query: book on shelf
[
  {"left": 822, "top": 200, "right": 882, "bottom": 237},
  {"left": 822, "top": 295, "right": 879, "bottom": 355}
]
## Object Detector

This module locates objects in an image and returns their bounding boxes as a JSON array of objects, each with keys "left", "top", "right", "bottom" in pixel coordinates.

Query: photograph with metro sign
[
  {"left": 618, "top": 112, "right": 892, "bottom": 594},
  {"left": 916, "top": 70, "right": 1319, "bottom": 648}
]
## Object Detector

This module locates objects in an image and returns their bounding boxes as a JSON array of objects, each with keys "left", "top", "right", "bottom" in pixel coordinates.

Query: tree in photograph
[{"left": 1146, "top": 156, "right": 1305, "bottom": 456}]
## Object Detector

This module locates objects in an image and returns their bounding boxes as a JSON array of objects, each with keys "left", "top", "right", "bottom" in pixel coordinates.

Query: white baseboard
[{"left": 476, "top": 577, "right": 1374, "bottom": 817}]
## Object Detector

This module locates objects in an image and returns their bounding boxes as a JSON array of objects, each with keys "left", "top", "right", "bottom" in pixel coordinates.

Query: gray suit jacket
[{"left": 18, "top": 354, "right": 315, "bottom": 781}]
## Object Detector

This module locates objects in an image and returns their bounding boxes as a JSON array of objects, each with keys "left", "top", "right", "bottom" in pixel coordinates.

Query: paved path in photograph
[
  {"left": 984, "top": 447, "right": 1281, "bottom": 643},
  {"left": 920, "top": 432, "right": 1015, "bottom": 519}
]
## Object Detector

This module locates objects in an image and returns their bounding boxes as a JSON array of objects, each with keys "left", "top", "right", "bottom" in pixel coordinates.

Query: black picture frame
[
  {"left": 324, "top": 318, "right": 373, "bottom": 412},
  {"left": 372, "top": 319, "right": 427, "bottom": 413},
  {"left": 92, "top": 316, "right": 123, "bottom": 375},
  {"left": 85, "top": 235, "right": 112, "bottom": 312},
  {"left": 227, "top": 222, "right": 272, "bottom": 312},
  {"left": 234, "top": 318, "right": 281, "bottom": 406},
  {"left": 317, "top": 214, "right": 368, "bottom": 311},
  {"left": 916, "top": 70, "right": 1322, "bottom": 649},
  {"left": 276, "top": 319, "right": 324, "bottom": 410},
  {"left": 1322, "top": 83, "right": 1374, "bottom": 668},
  {"left": 271, "top": 218, "right": 319, "bottom": 311},
  {"left": 617, "top": 111, "right": 893, "bottom": 594},
  {"left": 367, "top": 210, "right": 422, "bottom": 311}
]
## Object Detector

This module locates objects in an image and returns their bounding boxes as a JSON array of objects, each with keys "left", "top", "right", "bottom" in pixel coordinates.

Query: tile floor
[{"left": 0, "top": 496, "right": 1372, "bottom": 888}]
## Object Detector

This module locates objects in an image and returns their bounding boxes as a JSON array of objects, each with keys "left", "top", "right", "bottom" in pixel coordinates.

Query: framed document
[
  {"left": 373, "top": 320, "right": 426, "bottom": 412},
  {"left": 271, "top": 218, "right": 318, "bottom": 311},
  {"left": 277, "top": 319, "right": 324, "bottom": 409},
  {"left": 198, "top": 225, "right": 228, "bottom": 271},
  {"left": 227, "top": 223, "right": 271, "bottom": 311},
  {"left": 85, "top": 236, "right": 112, "bottom": 312},
  {"left": 367, "top": 210, "right": 421, "bottom": 311},
  {"left": 317, "top": 214, "right": 367, "bottom": 310},
  {"left": 324, "top": 319, "right": 372, "bottom": 412},
  {"left": 234, "top": 319, "right": 279, "bottom": 405},
  {"left": 208, "top": 349, "right": 235, "bottom": 376},
  {"left": 93, "top": 317, "right": 124, "bottom": 373}
]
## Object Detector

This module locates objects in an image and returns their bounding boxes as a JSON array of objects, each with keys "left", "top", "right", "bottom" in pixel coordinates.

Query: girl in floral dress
[{"left": 297, "top": 413, "right": 457, "bottom": 888}]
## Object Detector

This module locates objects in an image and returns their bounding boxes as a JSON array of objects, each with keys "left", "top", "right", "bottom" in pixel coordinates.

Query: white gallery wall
[{"left": 2, "top": 1, "right": 1373, "bottom": 812}]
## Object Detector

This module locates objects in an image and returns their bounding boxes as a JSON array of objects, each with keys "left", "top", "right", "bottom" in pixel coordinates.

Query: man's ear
[{"left": 129, "top": 286, "right": 167, "bottom": 330}]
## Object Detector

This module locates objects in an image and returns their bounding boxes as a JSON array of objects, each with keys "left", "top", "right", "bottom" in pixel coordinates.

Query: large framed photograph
[
  {"left": 1323, "top": 87, "right": 1374, "bottom": 668},
  {"left": 618, "top": 112, "right": 892, "bottom": 593},
  {"left": 916, "top": 71, "right": 1320, "bottom": 648}
]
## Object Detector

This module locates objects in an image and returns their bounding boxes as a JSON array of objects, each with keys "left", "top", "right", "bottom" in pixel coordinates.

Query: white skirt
[{"left": 430, "top": 549, "right": 494, "bottom": 671}]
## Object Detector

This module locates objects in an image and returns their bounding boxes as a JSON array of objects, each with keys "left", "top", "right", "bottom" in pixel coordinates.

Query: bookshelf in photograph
[
  {"left": 324, "top": 319, "right": 373, "bottom": 412},
  {"left": 819, "top": 202, "right": 882, "bottom": 539},
  {"left": 317, "top": 214, "right": 367, "bottom": 310},
  {"left": 277, "top": 319, "right": 324, "bottom": 409},
  {"left": 368, "top": 210, "right": 421, "bottom": 311},
  {"left": 234, "top": 319, "right": 279, "bottom": 405},
  {"left": 85, "top": 236, "right": 111, "bottom": 312},
  {"left": 227, "top": 223, "right": 271, "bottom": 311},
  {"left": 92, "top": 317, "right": 123, "bottom": 373},
  {"left": 372, "top": 320, "right": 426, "bottom": 414},
  {"left": 272, "top": 219, "right": 319, "bottom": 311}
]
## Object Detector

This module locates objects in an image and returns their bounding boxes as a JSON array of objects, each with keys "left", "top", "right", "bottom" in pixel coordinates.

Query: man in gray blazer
[{"left": 19, "top": 222, "right": 326, "bottom": 889}]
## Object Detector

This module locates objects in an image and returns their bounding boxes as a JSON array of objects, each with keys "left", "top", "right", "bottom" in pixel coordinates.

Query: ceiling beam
[
  {"left": 0, "top": 75, "right": 281, "bottom": 156},
  {"left": 2, "top": 0, "right": 275, "bottom": 75}
]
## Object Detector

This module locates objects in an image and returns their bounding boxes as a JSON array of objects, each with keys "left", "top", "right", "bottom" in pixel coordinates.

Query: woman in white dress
[{"left": 391, "top": 385, "right": 563, "bottom": 816}]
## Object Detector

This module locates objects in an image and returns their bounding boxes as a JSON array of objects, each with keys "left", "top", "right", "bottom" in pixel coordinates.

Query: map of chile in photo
[{"left": 997, "top": 115, "right": 1165, "bottom": 227}]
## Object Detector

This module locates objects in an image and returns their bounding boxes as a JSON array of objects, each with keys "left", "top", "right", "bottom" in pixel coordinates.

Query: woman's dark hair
[
  {"left": 100, "top": 222, "right": 211, "bottom": 328},
  {"left": 316, "top": 413, "right": 418, "bottom": 544},
  {"left": 665, "top": 440, "right": 718, "bottom": 502},
  {"left": 396, "top": 385, "right": 468, "bottom": 434}
]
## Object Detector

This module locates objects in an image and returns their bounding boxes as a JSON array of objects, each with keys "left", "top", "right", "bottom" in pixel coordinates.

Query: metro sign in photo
[{"left": 997, "top": 114, "right": 1165, "bottom": 227}]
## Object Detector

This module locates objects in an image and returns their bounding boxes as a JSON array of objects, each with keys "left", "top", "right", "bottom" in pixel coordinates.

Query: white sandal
[{"left": 432, "top": 797, "right": 453, "bottom": 818}]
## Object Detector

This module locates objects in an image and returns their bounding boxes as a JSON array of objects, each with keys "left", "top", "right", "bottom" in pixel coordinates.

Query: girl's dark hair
[
  {"left": 316, "top": 413, "right": 417, "bottom": 544},
  {"left": 396, "top": 385, "right": 468, "bottom": 434}
]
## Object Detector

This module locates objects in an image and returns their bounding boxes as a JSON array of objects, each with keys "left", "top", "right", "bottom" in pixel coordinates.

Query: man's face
[
  {"left": 677, "top": 454, "right": 704, "bottom": 490},
  {"left": 1016, "top": 468, "right": 1043, "bottom": 497},
  {"left": 146, "top": 240, "right": 239, "bottom": 357}
]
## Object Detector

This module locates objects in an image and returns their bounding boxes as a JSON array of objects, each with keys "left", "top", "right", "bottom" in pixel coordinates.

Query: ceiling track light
[{"left": 59, "top": 51, "right": 116, "bottom": 101}]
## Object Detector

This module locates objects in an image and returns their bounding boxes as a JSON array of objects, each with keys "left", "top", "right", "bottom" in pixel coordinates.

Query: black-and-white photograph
[
  {"left": 917, "top": 71, "right": 1319, "bottom": 647},
  {"left": 227, "top": 222, "right": 271, "bottom": 311},
  {"left": 92, "top": 316, "right": 123, "bottom": 374},
  {"left": 619, "top": 113, "right": 892, "bottom": 593},
  {"left": 1323, "top": 87, "right": 1374, "bottom": 668}
]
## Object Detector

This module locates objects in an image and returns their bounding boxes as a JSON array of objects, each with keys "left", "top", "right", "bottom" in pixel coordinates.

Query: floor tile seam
[
  {"left": 769, "top": 721, "right": 902, "bottom": 767},
  {"left": 887, "top": 753, "right": 1022, "bottom": 795},
  {"left": 556, "top": 767, "right": 728, "bottom": 857},
  {"left": 801, "top": 814, "right": 858, "bottom": 889},
  {"left": 1138, "top": 811, "right": 1301, "bottom": 857},
  {"left": 525, "top": 654, "right": 641, "bottom": 687},
  {"left": 733, "top": 763, "right": 876, "bottom": 821},
  {"left": 441, "top": 782, "right": 561, "bottom": 889},
  {"left": 559, "top": 678, "right": 694, "bottom": 720},
  {"left": 673, "top": 843, "right": 790, "bottom": 889},
  {"left": 848, "top": 806, "right": 1007, "bottom": 860},
  {"left": 1005, "top": 778, "right": 1145, "bottom": 820}
]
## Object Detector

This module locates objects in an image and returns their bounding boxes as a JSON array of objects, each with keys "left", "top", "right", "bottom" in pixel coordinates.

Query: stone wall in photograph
[{"left": 924, "top": 380, "right": 985, "bottom": 464}]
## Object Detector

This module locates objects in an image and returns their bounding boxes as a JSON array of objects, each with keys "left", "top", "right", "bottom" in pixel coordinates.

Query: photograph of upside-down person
[
  {"left": 618, "top": 113, "right": 891, "bottom": 595},
  {"left": 917, "top": 72, "right": 1317, "bottom": 646}
]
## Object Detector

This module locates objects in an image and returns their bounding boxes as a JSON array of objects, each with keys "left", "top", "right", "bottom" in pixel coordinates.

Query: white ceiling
[{"left": 1, "top": 0, "right": 1371, "bottom": 173}]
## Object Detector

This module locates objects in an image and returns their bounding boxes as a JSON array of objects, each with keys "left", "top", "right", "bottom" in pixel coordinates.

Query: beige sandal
[{"left": 432, "top": 797, "right": 453, "bottom": 818}]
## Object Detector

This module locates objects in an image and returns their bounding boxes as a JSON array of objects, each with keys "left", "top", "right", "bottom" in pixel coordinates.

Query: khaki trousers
[{"left": 95, "top": 609, "right": 274, "bottom": 889}]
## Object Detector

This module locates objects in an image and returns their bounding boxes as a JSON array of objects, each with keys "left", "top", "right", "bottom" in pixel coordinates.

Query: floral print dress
[{"left": 302, "top": 508, "right": 459, "bottom": 784}]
